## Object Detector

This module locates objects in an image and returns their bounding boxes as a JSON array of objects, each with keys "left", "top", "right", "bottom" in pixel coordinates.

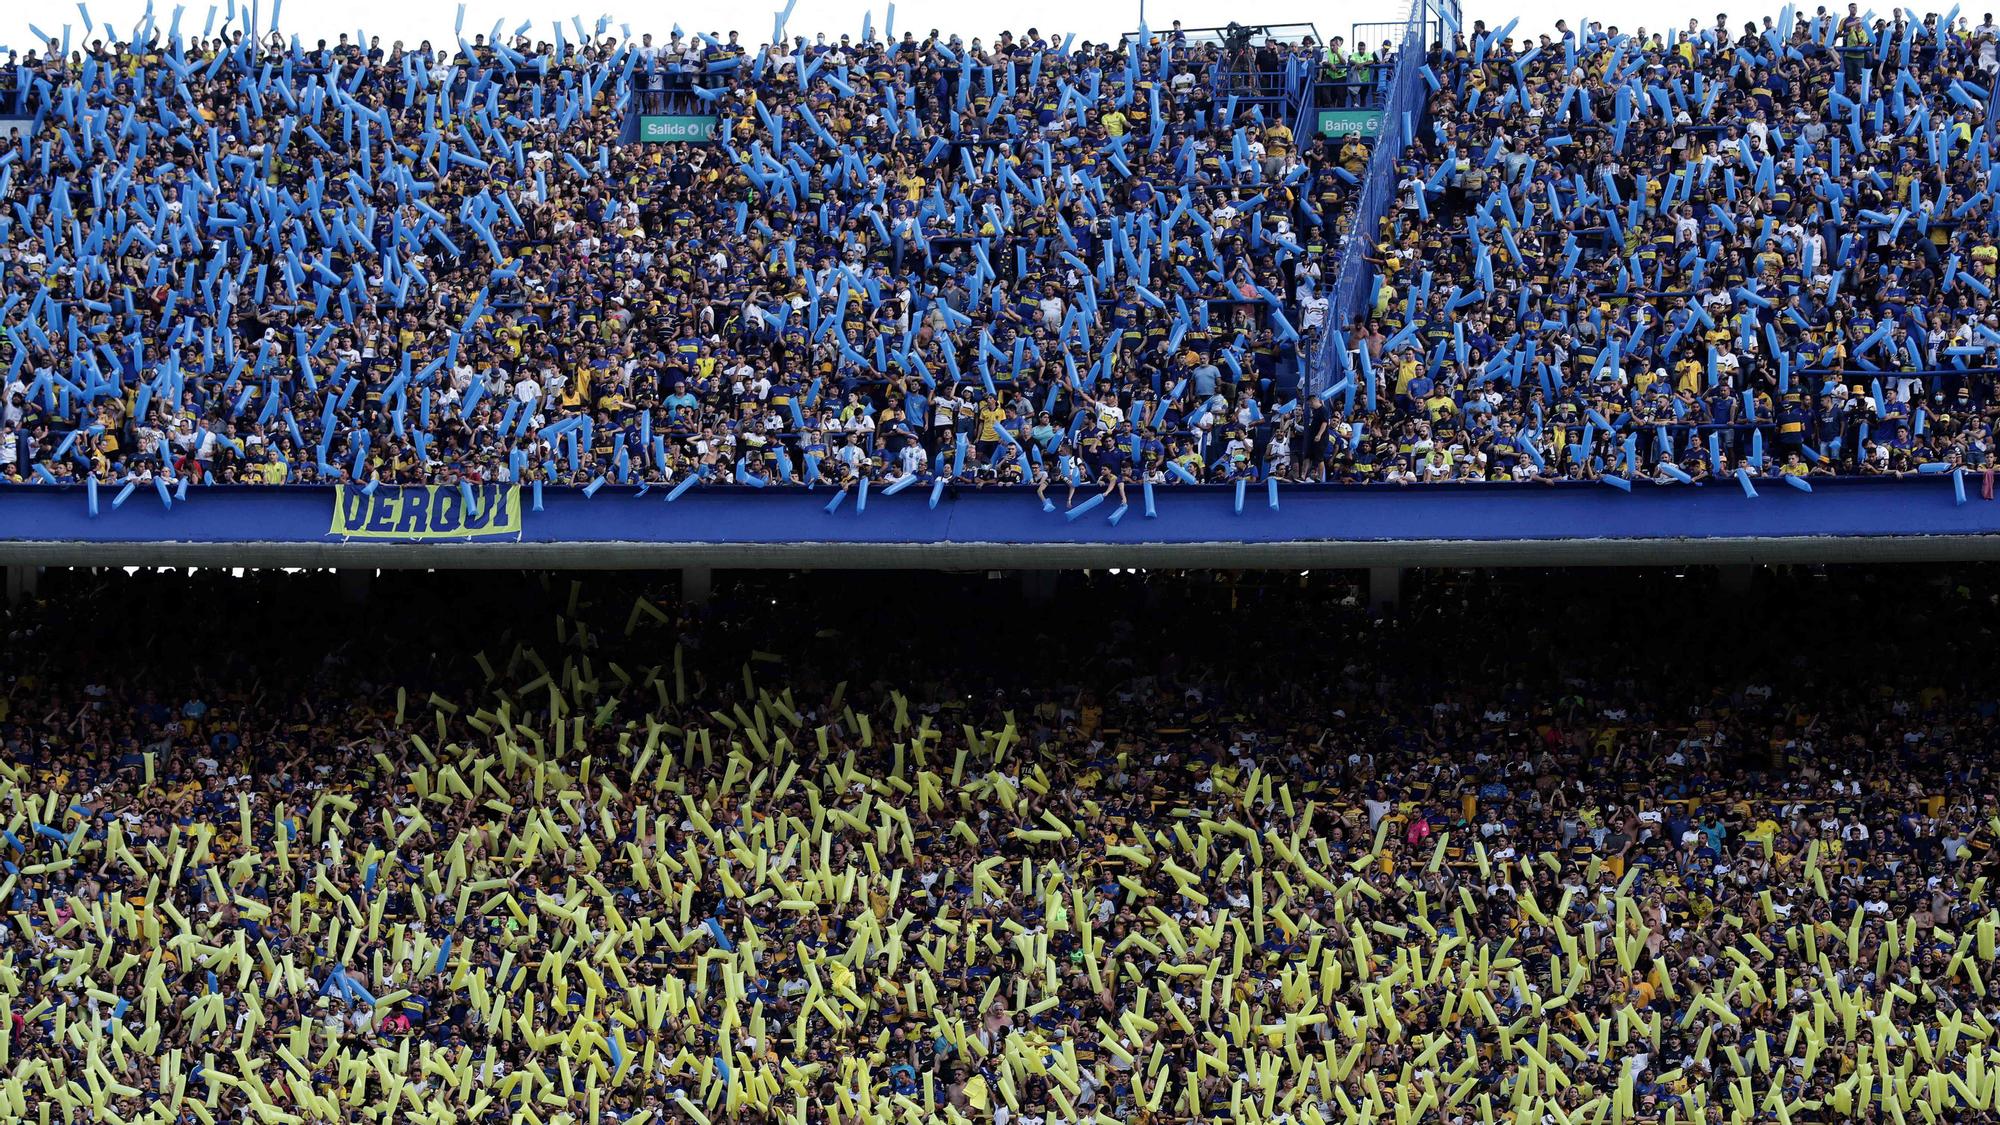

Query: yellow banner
[{"left": 329, "top": 485, "right": 523, "bottom": 540}]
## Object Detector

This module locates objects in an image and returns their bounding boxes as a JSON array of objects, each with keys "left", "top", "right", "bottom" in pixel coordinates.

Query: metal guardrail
[
  {"left": 1309, "top": 0, "right": 1438, "bottom": 395},
  {"left": 1122, "top": 23, "right": 1322, "bottom": 49},
  {"left": 1348, "top": 20, "right": 1414, "bottom": 57},
  {"left": 1120, "top": 21, "right": 1321, "bottom": 130},
  {"left": 1989, "top": 57, "right": 2000, "bottom": 141}
]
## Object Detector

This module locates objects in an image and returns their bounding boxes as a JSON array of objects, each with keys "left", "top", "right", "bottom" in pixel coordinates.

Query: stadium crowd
[
  {"left": 1330, "top": 9, "right": 2000, "bottom": 484},
  {"left": 0, "top": 13, "right": 1370, "bottom": 497},
  {"left": 2, "top": 565, "right": 1998, "bottom": 1123},
  {"left": 9, "top": 9, "right": 2000, "bottom": 494}
]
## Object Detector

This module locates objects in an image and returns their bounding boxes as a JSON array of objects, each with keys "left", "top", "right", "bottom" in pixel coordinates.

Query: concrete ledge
[
  {"left": 3, "top": 535, "right": 2000, "bottom": 569},
  {"left": 2, "top": 477, "right": 1995, "bottom": 569}
]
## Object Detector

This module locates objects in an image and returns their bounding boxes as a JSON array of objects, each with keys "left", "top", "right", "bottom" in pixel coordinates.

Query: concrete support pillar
[
  {"left": 5, "top": 565, "right": 37, "bottom": 605},
  {"left": 681, "top": 566, "right": 713, "bottom": 606},
  {"left": 1368, "top": 566, "right": 1403, "bottom": 614},
  {"left": 338, "top": 568, "right": 371, "bottom": 605},
  {"left": 1719, "top": 565, "right": 1755, "bottom": 596},
  {"left": 1021, "top": 571, "right": 1057, "bottom": 604}
]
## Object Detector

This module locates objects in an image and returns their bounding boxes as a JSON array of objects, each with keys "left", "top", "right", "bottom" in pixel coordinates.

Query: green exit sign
[{"left": 639, "top": 115, "right": 720, "bottom": 142}]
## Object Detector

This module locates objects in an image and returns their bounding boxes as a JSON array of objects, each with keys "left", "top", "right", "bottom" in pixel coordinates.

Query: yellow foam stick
[
  {"left": 1105, "top": 844, "right": 1153, "bottom": 869},
  {"left": 672, "top": 1094, "right": 712, "bottom": 1125}
]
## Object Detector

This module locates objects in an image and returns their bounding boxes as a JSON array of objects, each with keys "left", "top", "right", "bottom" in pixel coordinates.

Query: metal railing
[
  {"left": 1122, "top": 23, "right": 1323, "bottom": 50},
  {"left": 1989, "top": 58, "right": 2000, "bottom": 142},
  {"left": 1309, "top": 0, "right": 1441, "bottom": 394}
]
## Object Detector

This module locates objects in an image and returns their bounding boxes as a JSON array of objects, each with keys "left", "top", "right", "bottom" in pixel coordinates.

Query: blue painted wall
[{"left": 3, "top": 479, "right": 1996, "bottom": 547}]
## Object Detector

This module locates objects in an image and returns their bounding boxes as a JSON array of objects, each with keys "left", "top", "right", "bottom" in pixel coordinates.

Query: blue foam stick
[
  {"left": 1661, "top": 463, "right": 1693, "bottom": 484},
  {"left": 1065, "top": 492, "right": 1107, "bottom": 521},
  {"left": 929, "top": 479, "right": 946, "bottom": 509},
  {"left": 1736, "top": 469, "right": 1758, "bottom": 498},
  {"left": 825, "top": 489, "right": 849, "bottom": 515},
  {"left": 1602, "top": 474, "right": 1632, "bottom": 493},
  {"left": 666, "top": 473, "right": 701, "bottom": 502},
  {"left": 1233, "top": 478, "right": 1247, "bottom": 513},
  {"left": 85, "top": 474, "right": 99, "bottom": 517},
  {"left": 1266, "top": 477, "right": 1279, "bottom": 511},
  {"left": 1781, "top": 474, "right": 1812, "bottom": 494},
  {"left": 112, "top": 481, "right": 137, "bottom": 509},
  {"left": 1955, "top": 468, "right": 1968, "bottom": 506}
]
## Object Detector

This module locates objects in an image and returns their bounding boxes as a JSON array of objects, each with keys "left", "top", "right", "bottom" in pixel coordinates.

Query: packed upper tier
[{"left": 1, "top": 20, "right": 1368, "bottom": 493}]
